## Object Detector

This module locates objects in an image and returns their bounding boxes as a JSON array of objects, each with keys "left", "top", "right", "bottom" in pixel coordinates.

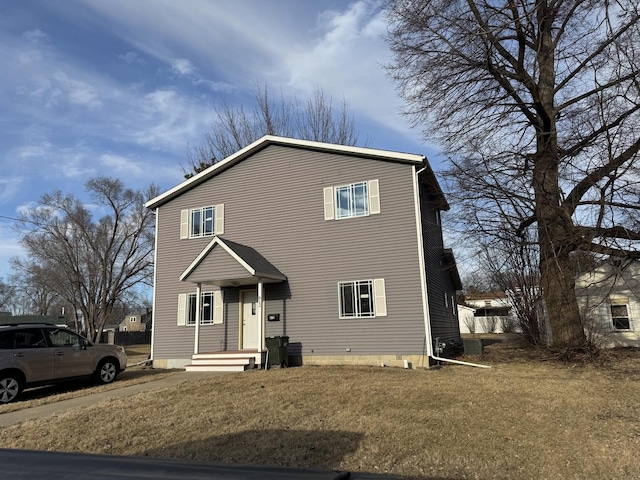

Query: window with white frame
[
  {"left": 336, "top": 182, "right": 368, "bottom": 218},
  {"left": 177, "top": 291, "right": 223, "bottom": 326},
  {"left": 187, "top": 291, "right": 215, "bottom": 325},
  {"left": 180, "top": 204, "right": 224, "bottom": 239},
  {"left": 338, "top": 278, "right": 387, "bottom": 318},
  {"left": 323, "top": 180, "right": 380, "bottom": 220},
  {"left": 610, "top": 304, "right": 630, "bottom": 330},
  {"left": 129, "top": 317, "right": 136, "bottom": 322},
  {"left": 191, "top": 206, "right": 214, "bottom": 238}
]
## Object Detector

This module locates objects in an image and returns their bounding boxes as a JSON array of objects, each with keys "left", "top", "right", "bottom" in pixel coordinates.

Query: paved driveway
[{"left": 0, "top": 371, "right": 214, "bottom": 427}]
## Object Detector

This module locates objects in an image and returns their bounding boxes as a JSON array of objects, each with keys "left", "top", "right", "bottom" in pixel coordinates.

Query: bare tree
[
  {"left": 386, "top": 1, "right": 640, "bottom": 352},
  {"left": 183, "top": 84, "right": 362, "bottom": 178},
  {"left": 0, "top": 278, "right": 15, "bottom": 312},
  {"left": 15, "top": 178, "right": 157, "bottom": 342},
  {"left": 10, "top": 259, "right": 61, "bottom": 316},
  {"left": 480, "top": 232, "right": 545, "bottom": 345}
]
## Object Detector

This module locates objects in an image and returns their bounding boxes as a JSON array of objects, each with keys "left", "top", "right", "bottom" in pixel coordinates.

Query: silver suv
[{"left": 0, "top": 323, "right": 127, "bottom": 403}]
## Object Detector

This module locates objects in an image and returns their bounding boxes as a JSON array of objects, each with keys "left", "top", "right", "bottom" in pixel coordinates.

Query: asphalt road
[{"left": 0, "top": 449, "right": 399, "bottom": 479}]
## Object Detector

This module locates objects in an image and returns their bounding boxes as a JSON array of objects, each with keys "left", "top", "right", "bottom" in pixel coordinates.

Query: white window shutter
[
  {"left": 373, "top": 278, "right": 387, "bottom": 317},
  {"left": 323, "top": 187, "right": 335, "bottom": 220},
  {"left": 214, "top": 204, "right": 225, "bottom": 235},
  {"left": 180, "top": 210, "right": 189, "bottom": 239},
  {"left": 368, "top": 180, "right": 380, "bottom": 215},
  {"left": 177, "top": 293, "right": 187, "bottom": 326},
  {"left": 213, "top": 290, "right": 224, "bottom": 324}
]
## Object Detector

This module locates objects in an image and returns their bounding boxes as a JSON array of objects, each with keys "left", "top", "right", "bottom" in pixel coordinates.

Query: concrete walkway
[{"left": 0, "top": 371, "right": 217, "bottom": 428}]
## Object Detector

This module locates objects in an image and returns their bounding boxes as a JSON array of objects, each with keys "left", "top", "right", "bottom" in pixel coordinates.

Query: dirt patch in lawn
[{"left": 1, "top": 339, "right": 639, "bottom": 479}]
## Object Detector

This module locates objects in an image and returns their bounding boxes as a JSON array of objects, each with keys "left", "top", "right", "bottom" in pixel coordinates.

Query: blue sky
[{"left": 0, "top": 0, "right": 442, "bottom": 279}]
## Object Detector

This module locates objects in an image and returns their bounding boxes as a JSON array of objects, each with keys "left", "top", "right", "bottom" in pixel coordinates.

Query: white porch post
[
  {"left": 257, "top": 280, "right": 263, "bottom": 352},
  {"left": 194, "top": 282, "right": 201, "bottom": 355}
]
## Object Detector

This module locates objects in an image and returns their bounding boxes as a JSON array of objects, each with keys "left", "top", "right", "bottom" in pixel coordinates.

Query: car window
[
  {"left": 14, "top": 329, "right": 48, "bottom": 348},
  {"left": 0, "top": 331, "right": 15, "bottom": 349},
  {"left": 48, "top": 329, "right": 86, "bottom": 348}
]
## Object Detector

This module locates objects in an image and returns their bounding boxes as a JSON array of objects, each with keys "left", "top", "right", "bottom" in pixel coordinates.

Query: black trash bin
[{"left": 265, "top": 335, "right": 289, "bottom": 368}]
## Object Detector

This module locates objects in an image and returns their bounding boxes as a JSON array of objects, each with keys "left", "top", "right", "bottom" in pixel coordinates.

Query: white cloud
[
  {"left": 128, "top": 88, "right": 212, "bottom": 151},
  {"left": 171, "top": 58, "right": 197, "bottom": 76},
  {"left": 18, "top": 144, "right": 50, "bottom": 159},
  {"left": 118, "top": 51, "right": 144, "bottom": 65},
  {"left": 100, "top": 154, "right": 144, "bottom": 176},
  {"left": 283, "top": 1, "right": 411, "bottom": 139},
  {"left": 0, "top": 178, "right": 24, "bottom": 205},
  {"left": 22, "top": 28, "right": 49, "bottom": 44},
  {"left": 52, "top": 70, "right": 102, "bottom": 108}
]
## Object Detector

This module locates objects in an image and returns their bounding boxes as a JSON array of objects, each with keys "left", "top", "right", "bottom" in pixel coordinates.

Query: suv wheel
[
  {"left": 0, "top": 374, "right": 22, "bottom": 404},
  {"left": 96, "top": 359, "right": 118, "bottom": 384}
]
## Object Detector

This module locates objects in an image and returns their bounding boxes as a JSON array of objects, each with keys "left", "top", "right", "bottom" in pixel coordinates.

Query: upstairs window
[
  {"left": 336, "top": 182, "right": 368, "bottom": 218},
  {"left": 180, "top": 204, "right": 224, "bottom": 239},
  {"left": 324, "top": 180, "right": 380, "bottom": 220},
  {"left": 191, "top": 206, "right": 214, "bottom": 237}
]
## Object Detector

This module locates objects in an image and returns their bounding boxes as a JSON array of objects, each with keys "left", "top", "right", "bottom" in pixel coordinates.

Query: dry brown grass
[
  {"left": 1, "top": 337, "right": 639, "bottom": 479},
  {"left": 0, "top": 344, "right": 171, "bottom": 414}
]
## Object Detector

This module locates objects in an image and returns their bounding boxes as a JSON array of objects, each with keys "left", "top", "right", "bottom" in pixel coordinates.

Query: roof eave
[{"left": 146, "top": 135, "right": 426, "bottom": 209}]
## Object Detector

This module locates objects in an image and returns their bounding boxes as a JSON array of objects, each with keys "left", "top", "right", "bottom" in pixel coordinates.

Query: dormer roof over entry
[{"left": 180, "top": 236, "right": 287, "bottom": 287}]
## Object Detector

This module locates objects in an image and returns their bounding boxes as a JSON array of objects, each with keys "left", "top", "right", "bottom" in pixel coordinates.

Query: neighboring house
[
  {"left": 460, "top": 292, "right": 516, "bottom": 334},
  {"left": 118, "top": 310, "right": 152, "bottom": 332},
  {"left": 146, "top": 136, "right": 462, "bottom": 371},
  {"left": 457, "top": 304, "right": 476, "bottom": 334},
  {"left": 576, "top": 260, "right": 640, "bottom": 347}
]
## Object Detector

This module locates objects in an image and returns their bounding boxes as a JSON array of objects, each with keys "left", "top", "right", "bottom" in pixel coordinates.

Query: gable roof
[
  {"left": 146, "top": 135, "right": 437, "bottom": 210},
  {"left": 180, "top": 236, "right": 287, "bottom": 286}
]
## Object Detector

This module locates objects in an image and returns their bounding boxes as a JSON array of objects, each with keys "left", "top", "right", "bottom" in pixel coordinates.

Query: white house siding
[{"left": 576, "top": 261, "right": 640, "bottom": 347}]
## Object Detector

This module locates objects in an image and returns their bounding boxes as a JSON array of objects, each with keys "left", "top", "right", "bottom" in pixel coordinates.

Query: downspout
[
  {"left": 149, "top": 208, "right": 159, "bottom": 364},
  {"left": 412, "top": 164, "right": 434, "bottom": 363},
  {"left": 412, "top": 165, "right": 490, "bottom": 370}
]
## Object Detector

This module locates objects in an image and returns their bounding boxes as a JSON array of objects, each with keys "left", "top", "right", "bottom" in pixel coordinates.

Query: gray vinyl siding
[
  {"left": 186, "top": 247, "right": 251, "bottom": 284},
  {"left": 420, "top": 183, "right": 461, "bottom": 349},
  {"left": 153, "top": 144, "right": 429, "bottom": 360}
]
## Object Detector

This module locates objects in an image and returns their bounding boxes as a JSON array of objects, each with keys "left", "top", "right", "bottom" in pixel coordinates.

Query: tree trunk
[
  {"left": 532, "top": 1, "right": 586, "bottom": 351},
  {"left": 533, "top": 148, "right": 586, "bottom": 349}
]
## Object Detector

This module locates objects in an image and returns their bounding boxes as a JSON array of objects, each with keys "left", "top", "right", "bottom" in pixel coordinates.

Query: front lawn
[{"left": 1, "top": 338, "right": 638, "bottom": 479}]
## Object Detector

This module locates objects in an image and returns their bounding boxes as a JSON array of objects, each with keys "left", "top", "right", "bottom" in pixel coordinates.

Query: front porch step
[
  {"left": 185, "top": 363, "right": 251, "bottom": 372},
  {"left": 185, "top": 350, "right": 261, "bottom": 372},
  {"left": 190, "top": 357, "right": 255, "bottom": 366}
]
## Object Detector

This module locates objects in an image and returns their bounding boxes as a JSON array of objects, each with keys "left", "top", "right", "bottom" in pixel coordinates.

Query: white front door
[{"left": 241, "top": 290, "right": 259, "bottom": 349}]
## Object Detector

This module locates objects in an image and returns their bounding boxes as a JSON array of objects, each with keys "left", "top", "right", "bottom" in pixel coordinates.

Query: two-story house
[
  {"left": 118, "top": 310, "right": 152, "bottom": 332},
  {"left": 146, "top": 136, "right": 462, "bottom": 371}
]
